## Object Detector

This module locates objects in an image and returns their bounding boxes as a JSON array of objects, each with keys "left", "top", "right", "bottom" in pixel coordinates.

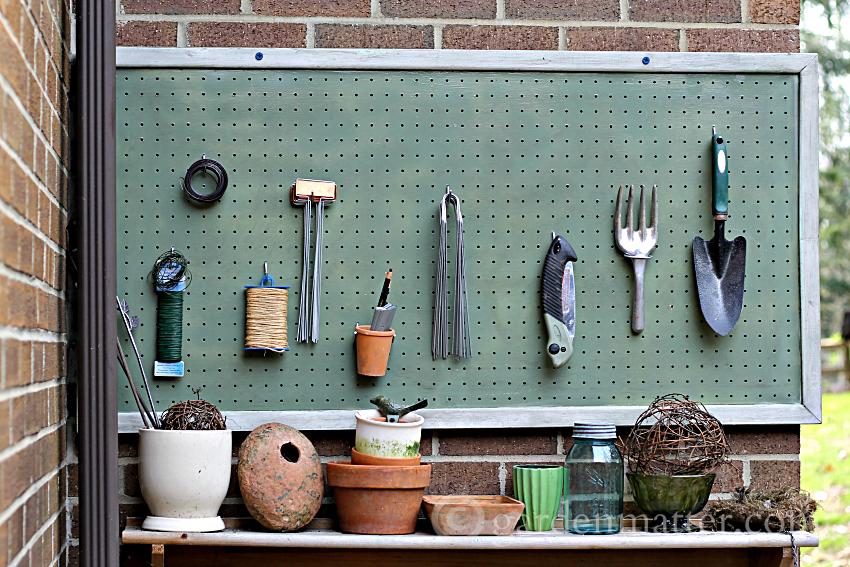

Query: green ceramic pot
[
  {"left": 512, "top": 465, "right": 564, "bottom": 531},
  {"left": 627, "top": 472, "right": 716, "bottom": 533}
]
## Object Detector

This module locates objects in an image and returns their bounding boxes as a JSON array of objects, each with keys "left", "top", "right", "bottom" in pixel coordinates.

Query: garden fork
[{"left": 614, "top": 184, "right": 658, "bottom": 334}]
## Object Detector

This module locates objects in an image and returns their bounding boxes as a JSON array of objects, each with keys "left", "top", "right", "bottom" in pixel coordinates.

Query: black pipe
[{"left": 74, "top": 0, "right": 118, "bottom": 564}]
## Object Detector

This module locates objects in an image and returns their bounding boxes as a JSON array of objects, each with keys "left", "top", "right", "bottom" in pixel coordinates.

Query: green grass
[{"left": 801, "top": 391, "right": 850, "bottom": 566}]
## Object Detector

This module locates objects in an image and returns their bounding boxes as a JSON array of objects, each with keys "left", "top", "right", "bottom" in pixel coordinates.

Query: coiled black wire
[{"left": 182, "top": 157, "right": 228, "bottom": 203}]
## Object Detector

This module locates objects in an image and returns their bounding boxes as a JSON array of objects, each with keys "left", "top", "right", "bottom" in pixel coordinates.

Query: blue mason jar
[{"left": 565, "top": 423, "right": 624, "bottom": 534}]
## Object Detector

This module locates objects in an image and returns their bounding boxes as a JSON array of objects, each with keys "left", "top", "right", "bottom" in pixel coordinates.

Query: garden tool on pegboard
[
  {"left": 291, "top": 179, "right": 337, "bottom": 343},
  {"left": 692, "top": 127, "right": 747, "bottom": 336}
]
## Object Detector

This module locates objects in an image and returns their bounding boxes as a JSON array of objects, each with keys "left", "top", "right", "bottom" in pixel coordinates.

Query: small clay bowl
[{"left": 351, "top": 448, "right": 421, "bottom": 467}]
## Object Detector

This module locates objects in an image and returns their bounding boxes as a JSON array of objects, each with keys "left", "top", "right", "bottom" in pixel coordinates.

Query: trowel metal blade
[{"left": 692, "top": 235, "right": 746, "bottom": 336}]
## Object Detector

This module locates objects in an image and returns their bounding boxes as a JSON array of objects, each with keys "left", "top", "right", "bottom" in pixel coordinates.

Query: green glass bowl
[{"left": 627, "top": 472, "right": 716, "bottom": 533}]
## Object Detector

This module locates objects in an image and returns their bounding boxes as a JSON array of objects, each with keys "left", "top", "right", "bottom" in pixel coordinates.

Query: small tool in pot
[
  {"left": 692, "top": 127, "right": 747, "bottom": 336},
  {"left": 542, "top": 233, "right": 578, "bottom": 368},
  {"left": 614, "top": 184, "right": 658, "bottom": 334}
]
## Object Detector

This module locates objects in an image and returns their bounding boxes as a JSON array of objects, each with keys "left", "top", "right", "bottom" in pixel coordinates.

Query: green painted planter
[
  {"left": 627, "top": 473, "right": 716, "bottom": 532},
  {"left": 512, "top": 465, "right": 564, "bottom": 531}
]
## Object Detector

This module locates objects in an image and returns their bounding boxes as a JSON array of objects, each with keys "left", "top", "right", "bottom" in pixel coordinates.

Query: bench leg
[{"left": 151, "top": 544, "right": 165, "bottom": 567}]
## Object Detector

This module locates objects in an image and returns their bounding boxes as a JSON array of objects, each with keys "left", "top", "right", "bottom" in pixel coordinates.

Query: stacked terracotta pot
[{"left": 327, "top": 409, "right": 431, "bottom": 534}]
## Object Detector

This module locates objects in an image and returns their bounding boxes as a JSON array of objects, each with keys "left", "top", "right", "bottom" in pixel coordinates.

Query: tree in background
[{"left": 804, "top": 0, "right": 850, "bottom": 334}]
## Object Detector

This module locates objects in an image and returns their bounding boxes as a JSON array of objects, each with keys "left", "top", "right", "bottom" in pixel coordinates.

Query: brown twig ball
[
  {"left": 160, "top": 399, "right": 226, "bottom": 431},
  {"left": 623, "top": 393, "right": 728, "bottom": 476}
]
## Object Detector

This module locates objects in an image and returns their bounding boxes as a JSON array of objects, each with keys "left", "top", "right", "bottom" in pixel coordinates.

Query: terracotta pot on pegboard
[{"left": 354, "top": 324, "right": 395, "bottom": 377}]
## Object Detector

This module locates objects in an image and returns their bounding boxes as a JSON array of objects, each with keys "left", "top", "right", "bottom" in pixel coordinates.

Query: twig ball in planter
[
  {"left": 237, "top": 423, "right": 323, "bottom": 531},
  {"left": 623, "top": 393, "right": 728, "bottom": 476},
  {"left": 160, "top": 399, "right": 226, "bottom": 430}
]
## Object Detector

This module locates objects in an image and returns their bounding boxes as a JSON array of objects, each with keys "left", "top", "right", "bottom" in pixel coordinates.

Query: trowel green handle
[{"left": 712, "top": 127, "right": 729, "bottom": 218}]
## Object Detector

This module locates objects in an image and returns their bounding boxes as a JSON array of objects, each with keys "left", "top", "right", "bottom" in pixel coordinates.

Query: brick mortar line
[
  {"left": 733, "top": 454, "right": 799, "bottom": 461},
  {"left": 0, "top": 325, "right": 67, "bottom": 342},
  {"left": 177, "top": 22, "right": 188, "bottom": 47},
  {"left": 0, "top": 259, "right": 67, "bottom": 299},
  {"left": 741, "top": 0, "right": 750, "bottom": 24},
  {"left": 119, "top": 453, "right": 800, "bottom": 468},
  {"left": 496, "top": 0, "right": 505, "bottom": 20},
  {"left": 0, "top": 79, "right": 71, "bottom": 205},
  {"left": 116, "top": 15, "right": 799, "bottom": 30},
  {"left": 433, "top": 24, "right": 442, "bottom": 49},
  {"left": 9, "top": 504, "right": 68, "bottom": 567},
  {"left": 557, "top": 27, "right": 566, "bottom": 50},
  {"left": 0, "top": 436, "right": 69, "bottom": 524},
  {"left": 0, "top": 138, "right": 69, "bottom": 226},
  {"left": 0, "top": 377, "right": 66, "bottom": 404},
  {"left": 306, "top": 22, "right": 316, "bottom": 48},
  {"left": 0, "top": 182, "right": 68, "bottom": 256},
  {"left": 0, "top": 12, "right": 68, "bottom": 142},
  {"left": 241, "top": 0, "right": 253, "bottom": 15},
  {"left": 620, "top": 0, "right": 629, "bottom": 22}
]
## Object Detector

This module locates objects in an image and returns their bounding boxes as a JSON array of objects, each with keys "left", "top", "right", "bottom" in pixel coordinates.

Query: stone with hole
[{"left": 237, "top": 422, "right": 323, "bottom": 531}]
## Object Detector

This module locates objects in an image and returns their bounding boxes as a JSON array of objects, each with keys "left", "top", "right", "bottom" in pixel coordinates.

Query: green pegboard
[{"left": 116, "top": 69, "right": 801, "bottom": 413}]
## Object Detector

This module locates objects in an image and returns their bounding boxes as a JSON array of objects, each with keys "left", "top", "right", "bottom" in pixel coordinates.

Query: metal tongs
[
  {"left": 433, "top": 187, "right": 471, "bottom": 359},
  {"left": 291, "top": 179, "right": 337, "bottom": 343}
]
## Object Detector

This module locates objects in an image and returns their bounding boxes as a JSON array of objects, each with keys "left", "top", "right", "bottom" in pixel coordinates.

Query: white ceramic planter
[
  {"left": 354, "top": 409, "right": 424, "bottom": 458},
  {"left": 139, "top": 429, "right": 232, "bottom": 532}
]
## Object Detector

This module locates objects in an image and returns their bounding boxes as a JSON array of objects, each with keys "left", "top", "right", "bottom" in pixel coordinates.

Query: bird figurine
[{"left": 369, "top": 395, "right": 428, "bottom": 423}]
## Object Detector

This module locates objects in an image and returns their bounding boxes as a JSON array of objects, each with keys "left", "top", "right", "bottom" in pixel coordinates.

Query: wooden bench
[{"left": 122, "top": 518, "right": 817, "bottom": 567}]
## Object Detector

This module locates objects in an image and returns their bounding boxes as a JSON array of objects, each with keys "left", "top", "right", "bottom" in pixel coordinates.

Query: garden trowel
[{"left": 692, "top": 127, "right": 746, "bottom": 336}]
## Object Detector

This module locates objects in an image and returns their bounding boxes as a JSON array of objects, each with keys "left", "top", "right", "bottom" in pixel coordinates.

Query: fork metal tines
[{"left": 614, "top": 184, "right": 659, "bottom": 334}]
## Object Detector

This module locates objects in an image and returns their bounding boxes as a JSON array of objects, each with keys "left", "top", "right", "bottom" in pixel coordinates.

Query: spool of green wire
[
  {"left": 156, "top": 291, "right": 184, "bottom": 362},
  {"left": 151, "top": 249, "right": 191, "bottom": 377}
]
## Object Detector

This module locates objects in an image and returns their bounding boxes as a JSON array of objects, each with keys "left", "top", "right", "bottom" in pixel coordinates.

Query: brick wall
[
  {"left": 0, "top": 0, "right": 73, "bottom": 566},
  {"left": 115, "top": 0, "right": 800, "bottom": 52}
]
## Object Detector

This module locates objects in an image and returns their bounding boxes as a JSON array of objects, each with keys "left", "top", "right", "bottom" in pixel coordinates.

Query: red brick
[
  {"left": 749, "top": 460, "right": 800, "bottom": 491},
  {"left": 123, "top": 463, "right": 140, "bottom": 497},
  {"left": 749, "top": 0, "right": 800, "bottom": 24},
  {"left": 119, "top": 433, "right": 139, "bottom": 457},
  {"left": 123, "top": 0, "right": 241, "bottom": 14},
  {"left": 506, "top": 0, "right": 619, "bottom": 20},
  {"left": 253, "top": 0, "right": 370, "bottom": 17},
  {"left": 116, "top": 21, "right": 177, "bottom": 47},
  {"left": 631, "top": 0, "right": 740, "bottom": 22},
  {"left": 382, "top": 0, "right": 494, "bottom": 18},
  {"left": 188, "top": 22, "right": 306, "bottom": 48},
  {"left": 0, "top": 399, "right": 10, "bottom": 451},
  {"left": 566, "top": 27, "right": 679, "bottom": 51},
  {"left": 4, "top": 339, "right": 32, "bottom": 388},
  {"left": 303, "top": 430, "right": 354, "bottom": 456},
  {"left": 439, "top": 430, "right": 557, "bottom": 456},
  {"left": 427, "top": 462, "right": 500, "bottom": 495},
  {"left": 726, "top": 427, "right": 800, "bottom": 455},
  {"left": 712, "top": 460, "right": 744, "bottom": 492},
  {"left": 442, "top": 25, "right": 558, "bottom": 50},
  {"left": 315, "top": 25, "right": 434, "bottom": 49},
  {"left": 686, "top": 28, "right": 800, "bottom": 52}
]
